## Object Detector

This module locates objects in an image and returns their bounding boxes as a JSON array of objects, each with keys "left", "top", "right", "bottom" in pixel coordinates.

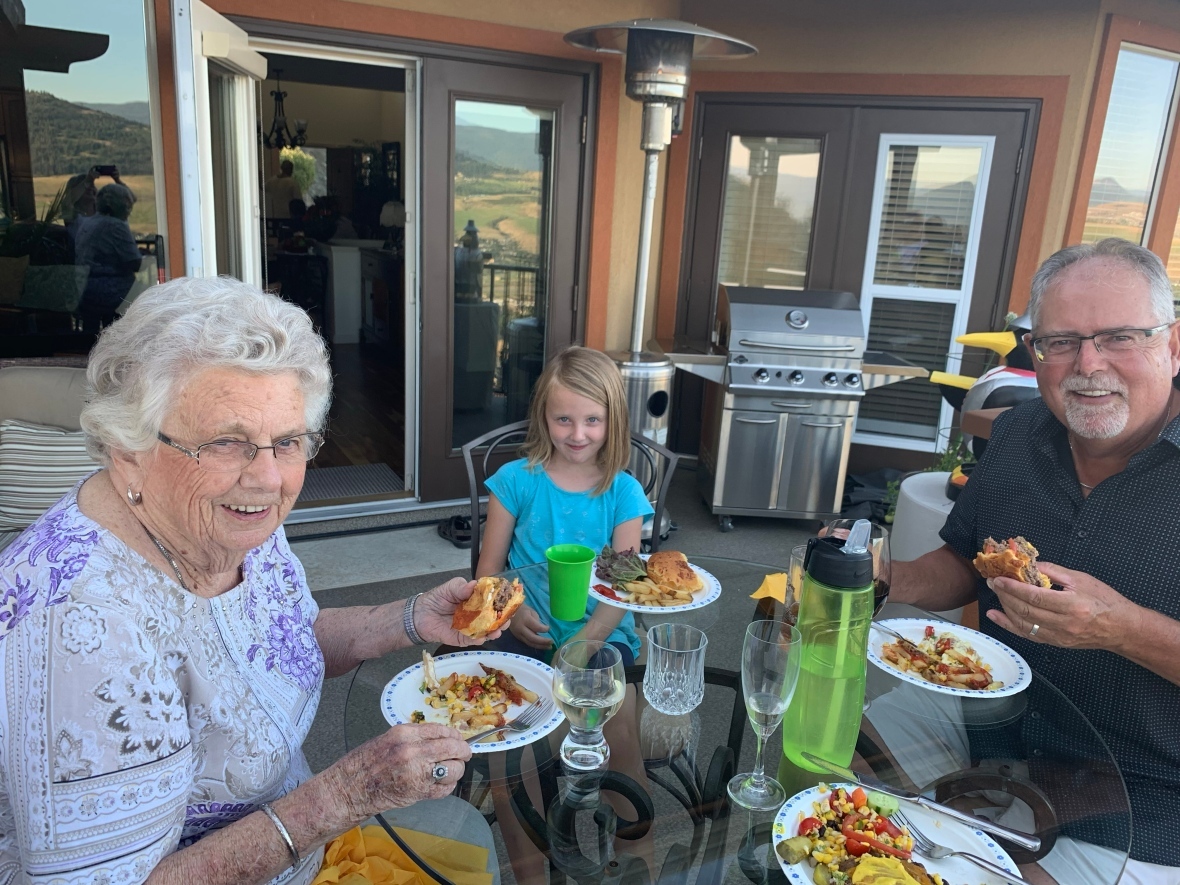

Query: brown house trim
[
  {"left": 154, "top": 0, "right": 185, "bottom": 279},
  {"left": 654, "top": 72, "right": 1069, "bottom": 340},
  {"left": 1065, "top": 14, "right": 1180, "bottom": 253},
  {"left": 182, "top": 0, "right": 621, "bottom": 348}
]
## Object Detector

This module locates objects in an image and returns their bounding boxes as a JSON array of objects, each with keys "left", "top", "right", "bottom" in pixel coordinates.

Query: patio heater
[{"left": 564, "top": 19, "right": 756, "bottom": 538}]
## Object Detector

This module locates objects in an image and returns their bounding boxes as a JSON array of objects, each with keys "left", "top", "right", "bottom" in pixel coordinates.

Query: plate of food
[
  {"left": 773, "top": 783, "right": 1020, "bottom": 885},
  {"left": 588, "top": 547, "right": 722, "bottom": 614},
  {"left": 380, "top": 650, "right": 565, "bottom": 753},
  {"left": 868, "top": 618, "right": 1031, "bottom": 698}
]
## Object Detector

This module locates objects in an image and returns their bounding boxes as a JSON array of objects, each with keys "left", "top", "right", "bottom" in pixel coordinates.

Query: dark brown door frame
[
  {"left": 671, "top": 93, "right": 1040, "bottom": 454},
  {"left": 420, "top": 58, "right": 589, "bottom": 500},
  {"left": 678, "top": 92, "right": 1040, "bottom": 343}
]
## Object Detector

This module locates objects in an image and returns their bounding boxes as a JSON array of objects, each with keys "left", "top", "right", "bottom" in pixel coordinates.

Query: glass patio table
[{"left": 344, "top": 556, "right": 1131, "bottom": 885}]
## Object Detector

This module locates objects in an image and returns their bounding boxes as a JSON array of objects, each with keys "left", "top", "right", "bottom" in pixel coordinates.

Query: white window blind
[
  {"left": 857, "top": 299, "right": 957, "bottom": 441},
  {"left": 1084, "top": 46, "right": 1179, "bottom": 246},
  {"left": 717, "top": 137, "right": 821, "bottom": 290},
  {"left": 856, "top": 136, "right": 993, "bottom": 451}
]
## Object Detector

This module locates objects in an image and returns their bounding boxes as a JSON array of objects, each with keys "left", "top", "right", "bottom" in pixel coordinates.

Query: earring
[{"left": 126, "top": 485, "right": 142, "bottom": 506}]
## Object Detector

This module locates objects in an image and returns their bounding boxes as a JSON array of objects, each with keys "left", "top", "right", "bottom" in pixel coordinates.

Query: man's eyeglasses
[
  {"left": 1027, "top": 323, "right": 1175, "bottom": 364},
  {"left": 157, "top": 431, "right": 324, "bottom": 471}
]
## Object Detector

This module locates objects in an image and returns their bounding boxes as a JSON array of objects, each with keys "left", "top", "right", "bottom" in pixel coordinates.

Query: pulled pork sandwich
[
  {"left": 973, "top": 536, "right": 1052, "bottom": 588},
  {"left": 452, "top": 576, "right": 525, "bottom": 638}
]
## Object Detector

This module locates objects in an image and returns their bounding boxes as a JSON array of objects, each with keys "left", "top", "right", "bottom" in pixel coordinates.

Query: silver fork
[
  {"left": 895, "top": 810, "right": 1028, "bottom": 885},
  {"left": 465, "top": 699, "right": 553, "bottom": 744}
]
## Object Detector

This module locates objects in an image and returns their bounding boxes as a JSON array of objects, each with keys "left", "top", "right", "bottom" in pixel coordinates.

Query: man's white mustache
[{"left": 1060, "top": 375, "right": 1127, "bottom": 396}]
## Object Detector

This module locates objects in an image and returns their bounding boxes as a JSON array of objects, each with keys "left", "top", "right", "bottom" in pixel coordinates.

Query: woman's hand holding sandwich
[{"left": 417, "top": 576, "right": 510, "bottom": 647}]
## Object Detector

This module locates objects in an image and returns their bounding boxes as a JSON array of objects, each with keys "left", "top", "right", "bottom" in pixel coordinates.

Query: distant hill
[
  {"left": 24, "top": 91, "right": 153, "bottom": 177},
  {"left": 79, "top": 101, "right": 151, "bottom": 126},
  {"left": 456, "top": 124, "right": 541, "bottom": 173},
  {"left": 1090, "top": 176, "right": 1146, "bottom": 206}
]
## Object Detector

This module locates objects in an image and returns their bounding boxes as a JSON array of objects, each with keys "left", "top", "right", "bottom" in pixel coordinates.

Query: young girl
[
  {"left": 477, "top": 346, "right": 655, "bottom": 885},
  {"left": 477, "top": 345, "right": 652, "bottom": 663}
]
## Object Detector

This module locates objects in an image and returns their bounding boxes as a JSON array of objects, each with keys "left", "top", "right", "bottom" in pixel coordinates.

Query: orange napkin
[
  {"left": 313, "top": 824, "right": 492, "bottom": 885},
  {"left": 749, "top": 573, "right": 788, "bottom": 604}
]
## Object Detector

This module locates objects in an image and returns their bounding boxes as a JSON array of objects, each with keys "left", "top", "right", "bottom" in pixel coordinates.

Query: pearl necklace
[
  {"left": 1070, "top": 395, "right": 1175, "bottom": 492},
  {"left": 145, "top": 530, "right": 191, "bottom": 592}
]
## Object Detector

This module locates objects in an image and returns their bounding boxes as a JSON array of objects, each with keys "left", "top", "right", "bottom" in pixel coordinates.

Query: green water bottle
[{"left": 779, "top": 523, "right": 874, "bottom": 794}]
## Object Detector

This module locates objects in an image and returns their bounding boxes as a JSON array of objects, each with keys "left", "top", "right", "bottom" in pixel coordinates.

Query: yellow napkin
[
  {"left": 750, "top": 573, "right": 788, "bottom": 603},
  {"left": 313, "top": 824, "right": 492, "bottom": 885}
]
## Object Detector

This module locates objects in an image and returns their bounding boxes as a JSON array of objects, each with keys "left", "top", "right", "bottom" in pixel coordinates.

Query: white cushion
[{"left": 0, "top": 419, "right": 98, "bottom": 530}]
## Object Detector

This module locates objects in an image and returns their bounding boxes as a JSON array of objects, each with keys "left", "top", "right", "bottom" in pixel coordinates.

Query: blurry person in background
[
  {"left": 63, "top": 166, "right": 135, "bottom": 244},
  {"left": 76, "top": 183, "right": 141, "bottom": 330},
  {"left": 267, "top": 159, "right": 303, "bottom": 219}
]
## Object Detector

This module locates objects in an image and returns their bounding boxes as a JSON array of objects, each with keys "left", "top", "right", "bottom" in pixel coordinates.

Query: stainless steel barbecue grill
[{"left": 662, "top": 287, "right": 926, "bottom": 530}]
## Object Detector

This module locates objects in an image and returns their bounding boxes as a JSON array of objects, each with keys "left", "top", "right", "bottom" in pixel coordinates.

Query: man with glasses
[{"left": 892, "top": 238, "right": 1180, "bottom": 883}]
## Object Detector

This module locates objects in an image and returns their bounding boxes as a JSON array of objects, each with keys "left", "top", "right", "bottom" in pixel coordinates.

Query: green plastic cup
[{"left": 546, "top": 543, "right": 596, "bottom": 621}]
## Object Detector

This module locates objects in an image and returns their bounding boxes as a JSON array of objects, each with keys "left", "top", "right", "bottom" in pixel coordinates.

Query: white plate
[
  {"left": 868, "top": 618, "right": 1032, "bottom": 698},
  {"left": 380, "top": 651, "right": 565, "bottom": 754},
  {"left": 587, "top": 554, "right": 722, "bottom": 614},
  {"left": 772, "top": 783, "right": 1020, "bottom": 885}
]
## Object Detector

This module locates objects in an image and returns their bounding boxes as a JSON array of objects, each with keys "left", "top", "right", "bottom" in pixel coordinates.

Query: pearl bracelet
[
  {"left": 259, "top": 802, "right": 299, "bottom": 868},
  {"left": 403, "top": 592, "right": 425, "bottom": 645}
]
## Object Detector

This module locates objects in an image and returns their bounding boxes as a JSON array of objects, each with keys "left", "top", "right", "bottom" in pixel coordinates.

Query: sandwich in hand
[
  {"left": 644, "top": 550, "right": 704, "bottom": 593},
  {"left": 452, "top": 575, "right": 525, "bottom": 638},
  {"left": 973, "top": 536, "right": 1051, "bottom": 588}
]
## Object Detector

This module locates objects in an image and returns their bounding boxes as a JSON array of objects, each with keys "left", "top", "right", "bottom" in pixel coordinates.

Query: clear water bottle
[{"left": 779, "top": 525, "right": 874, "bottom": 790}]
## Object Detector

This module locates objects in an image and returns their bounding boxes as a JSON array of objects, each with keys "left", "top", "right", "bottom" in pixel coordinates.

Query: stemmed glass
[
  {"left": 825, "top": 520, "right": 892, "bottom": 616},
  {"left": 552, "top": 640, "right": 626, "bottom": 771},
  {"left": 727, "top": 620, "right": 802, "bottom": 811}
]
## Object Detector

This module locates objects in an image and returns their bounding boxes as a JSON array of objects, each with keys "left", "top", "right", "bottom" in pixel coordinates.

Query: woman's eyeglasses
[
  {"left": 157, "top": 431, "right": 324, "bottom": 471},
  {"left": 1027, "top": 323, "right": 1174, "bottom": 363}
]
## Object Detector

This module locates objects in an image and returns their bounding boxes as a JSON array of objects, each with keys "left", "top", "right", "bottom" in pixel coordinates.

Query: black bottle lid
[{"left": 804, "top": 536, "right": 874, "bottom": 590}]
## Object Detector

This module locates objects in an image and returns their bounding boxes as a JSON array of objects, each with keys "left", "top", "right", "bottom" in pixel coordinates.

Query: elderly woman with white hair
[{"left": 0, "top": 277, "right": 499, "bottom": 884}]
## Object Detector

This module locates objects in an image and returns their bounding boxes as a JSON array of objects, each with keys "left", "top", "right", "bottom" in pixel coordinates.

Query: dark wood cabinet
[{"left": 360, "top": 248, "right": 403, "bottom": 346}]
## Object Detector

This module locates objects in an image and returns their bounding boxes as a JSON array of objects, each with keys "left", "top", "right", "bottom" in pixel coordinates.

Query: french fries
[{"left": 617, "top": 576, "right": 695, "bottom": 605}]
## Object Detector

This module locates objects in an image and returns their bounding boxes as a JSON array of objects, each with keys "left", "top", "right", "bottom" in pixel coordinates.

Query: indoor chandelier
[{"left": 264, "top": 69, "right": 307, "bottom": 149}]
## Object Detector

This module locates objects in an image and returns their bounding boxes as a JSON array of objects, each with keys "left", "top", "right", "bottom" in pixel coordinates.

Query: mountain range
[{"left": 24, "top": 92, "right": 153, "bottom": 177}]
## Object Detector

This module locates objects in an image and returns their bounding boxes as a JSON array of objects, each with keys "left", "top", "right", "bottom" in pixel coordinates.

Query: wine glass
[
  {"left": 824, "top": 519, "right": 892, "bottom": 616},
  {"left": 727, "top": 620, "right": 802, "bottom": 811},
  {"left": 552, "top": 640, "right": 626, "bottom": 771}
]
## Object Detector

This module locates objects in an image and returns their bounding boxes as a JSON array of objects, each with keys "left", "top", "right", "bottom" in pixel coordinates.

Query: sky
[
  {"left": 456, "top": 101, "right": 550, "bottom": 133},
  {"left": 22, "top": 0, "right": 150, "bottom": 105}
]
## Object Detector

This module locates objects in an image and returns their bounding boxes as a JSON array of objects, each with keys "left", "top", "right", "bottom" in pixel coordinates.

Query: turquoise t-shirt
[{"left": 485, "top": 458, "right": 654, "bottom": 657}]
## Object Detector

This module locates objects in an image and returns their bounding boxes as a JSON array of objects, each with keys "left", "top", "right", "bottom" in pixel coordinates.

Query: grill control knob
[
  {"left": 823, "top": 373, "right": 839, "bottom": 387},
  {"left": 844, "top": 374, "right": 861, "bottom": 387},
  {"left": 754, "top": 368, "right": 770, "bottom": 383},
  {"left": 788, "top": 371, "right": 805, "bottom": 385}
]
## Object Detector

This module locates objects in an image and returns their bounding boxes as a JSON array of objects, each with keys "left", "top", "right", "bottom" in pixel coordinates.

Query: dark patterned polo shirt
[{"left": 941, "top": 397, "right": 1180, "bottom": 867}]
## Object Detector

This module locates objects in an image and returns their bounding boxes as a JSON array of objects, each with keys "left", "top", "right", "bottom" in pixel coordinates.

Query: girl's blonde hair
[{"left": 520, "top": 346, "right": 631, "bottom": 495}]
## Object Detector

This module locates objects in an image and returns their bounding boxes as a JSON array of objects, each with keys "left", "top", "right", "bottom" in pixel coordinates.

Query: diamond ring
[{"left": 431, "top": 763, "right": 448, "bottom": 782}]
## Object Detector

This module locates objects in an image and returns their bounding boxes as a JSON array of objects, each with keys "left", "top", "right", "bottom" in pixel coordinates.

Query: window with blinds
[
  {"left": 872, "top": 145, "right": 982, "bottom": 290},
  {"left": 1083, "top": 46, "right": 1179, "bottom": 246},
  {"left": 857, "top": 299, "right": 958, "bottom": 441},
  {"left": 716, "top": 136, "right": 821, "bottom": 290}
]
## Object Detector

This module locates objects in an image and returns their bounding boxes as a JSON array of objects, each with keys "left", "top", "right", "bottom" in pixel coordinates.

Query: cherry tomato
[
  {"left": 797, "top": 817, "right": 821, "bottom": 836},
  {"left": 924, "top": 625, "right": 935, "bottom": 639},
  {"left": 845, "top": 838, "right": 871, "bottom": 857}
]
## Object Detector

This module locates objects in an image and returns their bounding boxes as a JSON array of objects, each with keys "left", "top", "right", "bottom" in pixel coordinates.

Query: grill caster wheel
[{"left": 718, "top": 515, "right": 734, "bottom": 532}]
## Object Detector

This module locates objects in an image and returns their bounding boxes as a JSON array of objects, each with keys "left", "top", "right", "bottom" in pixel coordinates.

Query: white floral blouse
[{"left": 0, "top": 485, "right": 325, "bottom": 884}]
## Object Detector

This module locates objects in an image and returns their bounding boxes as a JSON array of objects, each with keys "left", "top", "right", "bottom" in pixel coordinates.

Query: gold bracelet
[{"left": 260, "top": 803, "right": 300, "bottom": 868}]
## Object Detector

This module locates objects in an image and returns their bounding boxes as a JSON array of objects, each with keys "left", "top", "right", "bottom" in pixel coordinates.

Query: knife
[{"left": 800, "top": 752, "right": 1041, "bottom": 852}]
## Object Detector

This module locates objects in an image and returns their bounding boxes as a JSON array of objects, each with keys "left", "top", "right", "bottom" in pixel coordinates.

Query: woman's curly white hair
[{"left": 81, "top": 276, "right": 332, "bottom": 465}]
